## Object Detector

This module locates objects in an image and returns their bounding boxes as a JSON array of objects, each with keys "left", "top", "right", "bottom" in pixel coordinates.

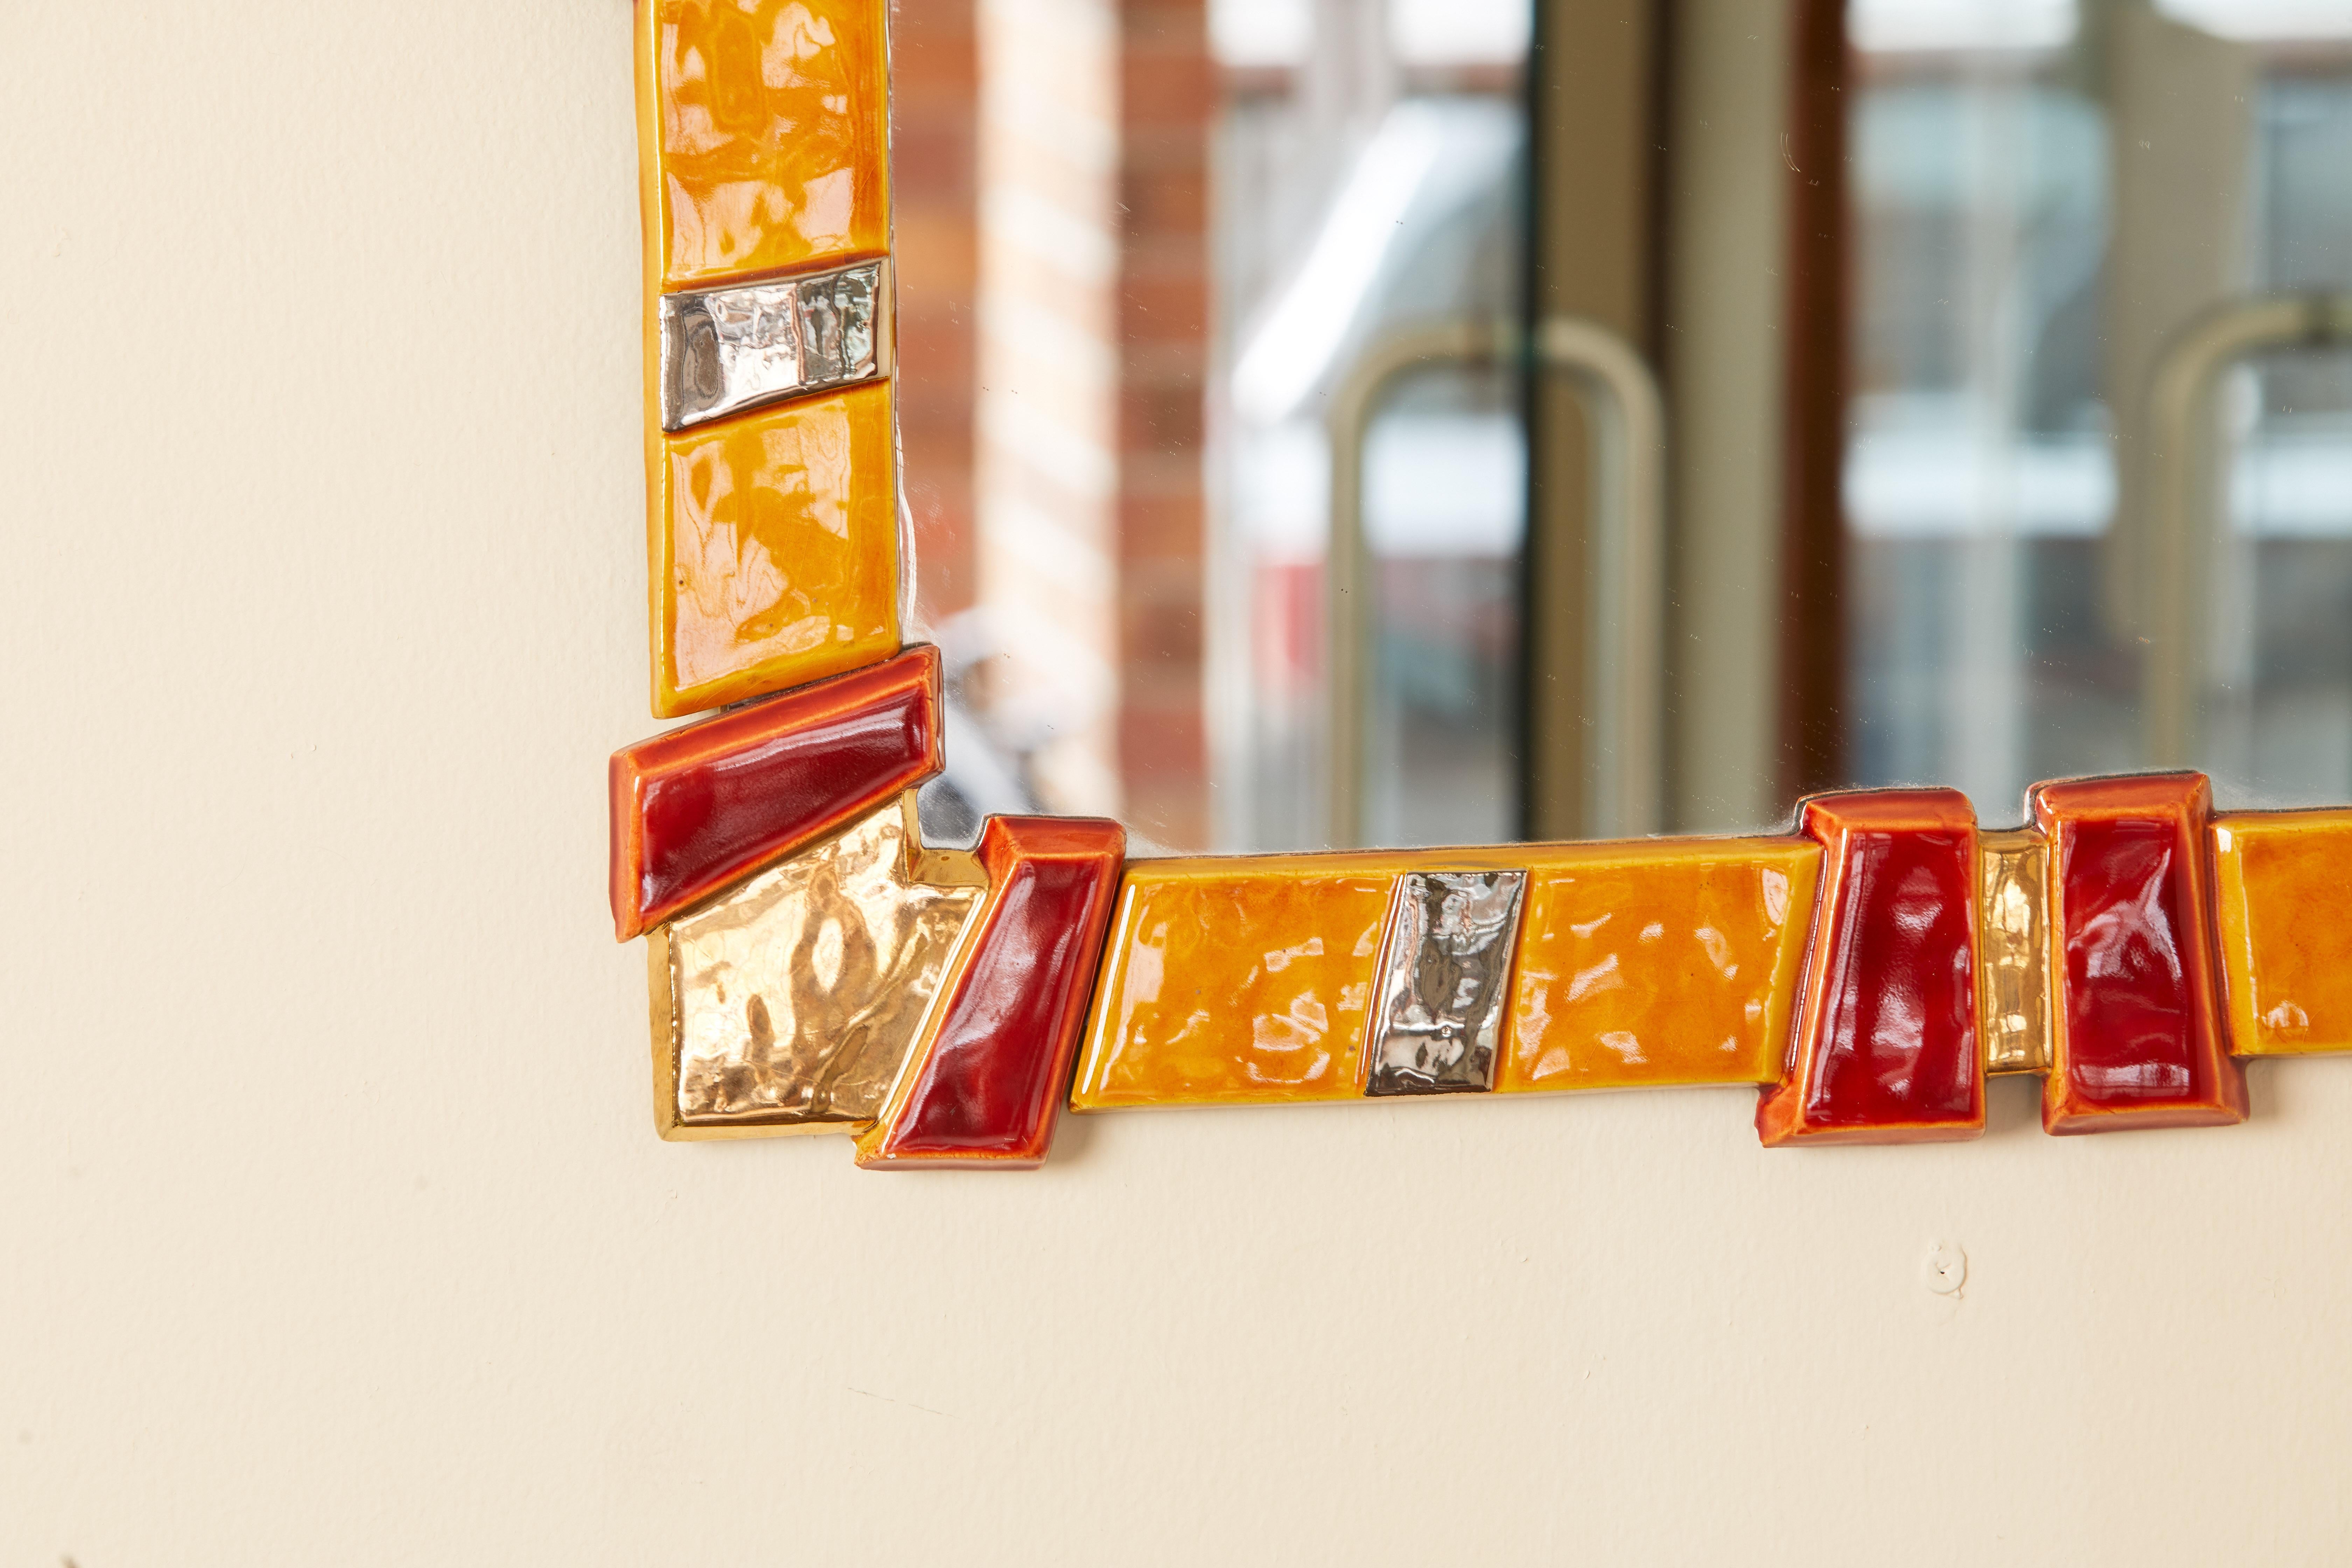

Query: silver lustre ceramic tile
[
  {"left": 659, "top": 258, "right": 889, "bottom": 431},
  {"left": 1363, "top": 870, "right": 1527, "bottom": 1097}
]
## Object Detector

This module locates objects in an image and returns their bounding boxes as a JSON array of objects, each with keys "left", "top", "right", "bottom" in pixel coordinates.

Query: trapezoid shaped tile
[
  {"left": 651, "top": 803, "right": 984, "bottom": 1138},
  {"left": 1757, "top": 789, "right": 1983, "bottom": 1146},
  {"left": 2035, "top": 773, "right": 2244, "bottom": 1134},
  {"left": 858, "top": 817, "right": 1126, "bottom": 1169},
  {"left": 611, "top": 645, "right": 943, "bottom": 941}
]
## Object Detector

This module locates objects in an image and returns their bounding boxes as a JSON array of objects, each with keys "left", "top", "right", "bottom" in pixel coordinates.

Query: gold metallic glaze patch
[
  {"left": 652, "top": 804, "right": 983, "bottom": 1136},
  {"left": 1977, "top": 829, "right": 2051, "bottom": 1076}
]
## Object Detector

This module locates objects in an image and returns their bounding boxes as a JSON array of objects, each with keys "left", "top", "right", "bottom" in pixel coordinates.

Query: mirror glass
[
  {"left": 895, "top": 0, "right": 2352, "bottom": 855},
  {"left": 1847, "top": 0, "right": 2352, "bottom": 816}
]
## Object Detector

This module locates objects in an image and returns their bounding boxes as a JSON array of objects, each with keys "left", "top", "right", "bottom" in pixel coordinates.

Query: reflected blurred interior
[{"left": 890, "top": 0, "right": 2352, "bottom": 853}]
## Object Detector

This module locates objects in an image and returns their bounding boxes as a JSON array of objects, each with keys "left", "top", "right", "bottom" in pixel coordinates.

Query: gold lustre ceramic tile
[
  {"left": 1977, "top": 829, "right": 2051, "bottom": 1075},
  {"left": 650, "top": 802, "right": 983, "bottom": 1138},
  {"left": 650, "top": 382, "right": 900, "bottom": 717},
  {"left": 1496, "top": 838, "right": 1822, "bottom": 1092},
  {"left": 638, "top": 0, "right": 893, "bottom": 290},
  {"left": 2213, "top": 808, "right": 2352, "bottom": 1056}
]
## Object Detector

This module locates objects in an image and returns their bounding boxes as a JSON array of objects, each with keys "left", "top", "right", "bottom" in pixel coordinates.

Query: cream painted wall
[{"left": 7, "top": 4, "right": 2352, "bottom": 1563}]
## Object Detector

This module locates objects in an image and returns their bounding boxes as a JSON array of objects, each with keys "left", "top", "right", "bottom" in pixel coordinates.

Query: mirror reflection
[{"left": 890, "top": 0, "right": 2352, "bottom": 854}]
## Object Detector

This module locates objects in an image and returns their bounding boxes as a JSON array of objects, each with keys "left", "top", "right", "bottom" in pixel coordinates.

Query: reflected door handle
[
  {"left": 2138, "top": 292, "right": 2352, "bottom": 766},
  {"left": 1327, "top": 316, "right": 1666, "bottom": 846}
]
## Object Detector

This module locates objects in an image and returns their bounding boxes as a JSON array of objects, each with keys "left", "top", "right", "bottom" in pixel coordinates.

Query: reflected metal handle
[
  {"left": 1326, "top": 316, "right": 1665, "bottom": 846},
  {"left": 2140, "top": 293, "right": 2352, "bottom": 765}
]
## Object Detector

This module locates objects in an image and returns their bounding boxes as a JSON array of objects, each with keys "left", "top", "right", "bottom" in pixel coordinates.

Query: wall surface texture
[{"left": 7, "top": 4, "right": 2352, "bottom": 1563}]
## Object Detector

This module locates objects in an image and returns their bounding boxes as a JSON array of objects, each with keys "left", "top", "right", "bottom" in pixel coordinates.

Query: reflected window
[
  {"left": 1846, "top": 0, "right": 2352, "bottom": 815},
  {"left": 1210, "top": 0, "right": 1531, "bottom": 850}
]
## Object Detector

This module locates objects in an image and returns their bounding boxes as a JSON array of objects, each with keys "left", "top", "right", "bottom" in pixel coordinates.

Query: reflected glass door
[
  {"left": 1209, "top": 0, "right": 1532, "bottom": 850},
  {"left": 1846, "top": 0, "right": 2352, "bottom": 817}
]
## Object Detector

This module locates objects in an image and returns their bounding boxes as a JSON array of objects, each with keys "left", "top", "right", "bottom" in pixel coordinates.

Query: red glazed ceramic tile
[
  {"left": 858, "top": 818, "right": 1126, "bottom": 1169},
  {"left": 2034, "top": 773, "right": 2245, "bottom": 1134},
  {"left": 609, "top": 646, "right": 941, "bottom": 941},
  {"left": 1757, "top": 788, "right": 1983, "bottom": 1146}
]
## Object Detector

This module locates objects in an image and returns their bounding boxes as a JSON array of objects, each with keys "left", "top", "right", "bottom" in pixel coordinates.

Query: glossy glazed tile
[
  {"left": 1758, "top": 790, "right": 1982, "bottom": 1146},
  {"left": 1363, "top": 872, "right": 1526, "bottom": 1096},
  {"left": 651, "top": 381, "right": 899, "bottom": 718},
  {"left": 637, "top": 0, "right": 892, "bottom": 290},
  {"left": 650, "top": 804, "right": 983, "bottom": 1139},
  {"left": 610, "top": 646, "right": 941, "bottom": 941},
  {"left": 660, "top": 259, "right": 890, "bottom": 432},
  {"left": 2035, "top": 773, "right": 2245, "bottom": 1134},
  {"left": 857, "top": 818, "right": 1127, "bottom": 1169},
  {"left": 1498, "top": 839, "right": 1823, "bottom": 1093},
  {"left": 1070, "top": 856, "right": 1398, "bottom": 1110},
  {"left": 2213, "top": 808, "right": 2352, "bottom": 1056},
  {"left": 1978, "top": 830, "right": 2052, "bottom": 1075}
]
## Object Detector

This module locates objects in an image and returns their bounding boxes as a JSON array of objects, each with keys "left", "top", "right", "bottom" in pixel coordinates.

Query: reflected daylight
[{"left": 888, "top": 0, "right": 2352, "bottom": 852}]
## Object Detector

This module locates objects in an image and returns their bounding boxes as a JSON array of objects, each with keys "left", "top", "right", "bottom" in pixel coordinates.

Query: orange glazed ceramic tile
[
  {"left": 2213, "top": 809, "right": 2352, "bottom": 1056},
  {"left": 1070, "top": 856, "right": 1402, "bottom": 1108},
  {"left": 651, "top": 382, "right": 899, "bottom": 716},
  {"left": 1497, "top": 839, "right": 1823, "bottom": 1093},
  {"left": 637, "top": 0, "right": 892, "bottom": 290}
]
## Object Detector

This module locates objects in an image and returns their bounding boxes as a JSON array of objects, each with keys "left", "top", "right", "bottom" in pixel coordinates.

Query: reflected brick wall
[
  {"left": 893, "top": 0, "right": 1210, "bottom": 849},
  {"left": 891, "top": 0, "right": 981, "bottom": 624},
  {"left": 974, "top": 0, "right": 1124, "bottom": 818},
  {"left": 1116, "top": 0, "right": 1211, "bottom": 849}
]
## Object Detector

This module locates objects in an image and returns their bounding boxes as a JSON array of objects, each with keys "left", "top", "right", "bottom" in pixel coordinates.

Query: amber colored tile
[
  {"left": 637, "top": 0, "right": 892, "bottom": 289},
  {"left": 650, "top": 383, "right": 899, "bottom": 717},
  {"left": 1071, "top": 838, "right": 1825, "bottom": 1111},
  {"left": 1498, "top": 839, "right": 1823, "bottom": 1093},
  {"left": 1070, "top": 856, "right": 1401, "bottom": 1108},
  {"left": 2213, "top": 808, "right": 2352, "bottom": 1056}
]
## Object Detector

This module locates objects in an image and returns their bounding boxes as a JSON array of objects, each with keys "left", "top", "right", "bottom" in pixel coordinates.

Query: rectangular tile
[
  {"left": 1364, "top": 872, "right": 1526, "bottom": 1097},
  {"left": 637, "top": 0, "right": 892, "bottom": 291},
  {"left": 1978, "top": 830, "right": 2052, "bottom": 1075},
  {"left": 660, "top": 259, "right": 890, "bottom": 432},
  {"left": 650, "top": 382, "right": 900, "bottom": 717},
  {"left": 2213, "top": 808, "right": 2352, "bottom": 1056},
  {"left": 1499, "top": 839, "right": 1822, "bottom": 1094}
]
